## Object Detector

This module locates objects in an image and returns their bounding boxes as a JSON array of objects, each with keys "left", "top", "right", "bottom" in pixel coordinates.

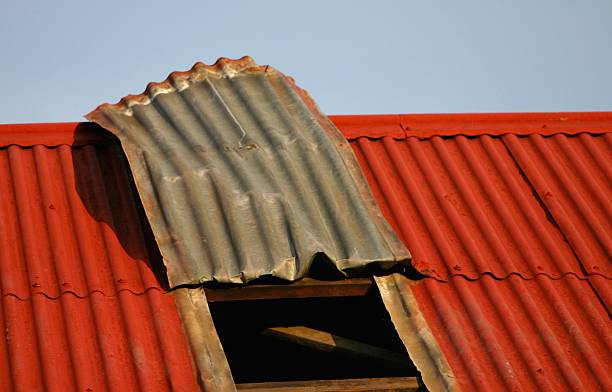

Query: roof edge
[
  {"left": 2, "top": 111, "right": 611, "bottom": 147},
  {"left": 0, "top": 122, "right": 115, "bottom": 147},
  {"left": 85, "top": 56, "right": 270, "bottom": 119},
  {"left": 330, "top": 111, "right": 612, "bottom": 139}
]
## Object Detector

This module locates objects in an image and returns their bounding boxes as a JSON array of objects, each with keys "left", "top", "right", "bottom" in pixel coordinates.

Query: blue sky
[{"left": 1, "top": 1, "right": 611, "bottom": 123}]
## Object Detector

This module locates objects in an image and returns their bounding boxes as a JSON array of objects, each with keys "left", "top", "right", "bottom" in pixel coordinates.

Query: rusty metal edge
[
  {"left": 375, "top": 274, "right": 457, "bottom": 392},
  {"left": 86, "top": 56, "right": 266, "bottom": 119},
  {"left": 172, "top": 288, "right": 236, "bottom": 391}
]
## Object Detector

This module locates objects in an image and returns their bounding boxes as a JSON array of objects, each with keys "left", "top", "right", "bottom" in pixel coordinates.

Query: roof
[
  {"left": 85, "top": 57, "right": 409, "bottom": 285},
  {"left": 0, "top": 111, "right": 610, "bottom": 391},
  {"left": 341, "top": 113, "right": 611, "bottom": 390},
  {"left": 0, "top": 131, "right": 201, "bottom": 390}
]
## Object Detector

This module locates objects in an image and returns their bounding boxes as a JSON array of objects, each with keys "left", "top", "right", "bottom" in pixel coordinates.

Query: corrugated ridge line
[
  {"left": 503, "top": 133, "right": 612, "bottom": 277},
  {"left": 331, "top": 112, "right": 612, "bottom": 140},
  {"left": 89, "top": 56, "right": 261, "bottom": 114},
  {"left": 2, "top": 286, "right": 165, "bottom": 301},
  {"left": 88, "top": 63, "right": 409, "bottom": 285},
  {"left": 350, "top": 135, "right": 603, "bottom": 280},
  {"left": 1, "top": 113, "right": 611, "bottom": 147},
  {"left": 0, "top": 144, "right": 165, "bottom": 300},
  {"left": 0, "top": 122, "right": 115, "bottom": 147},
  {"left": 0, "top": 286, "right": 199, "bottom": 391},
  {"left": 410, "top": 274, "right": 612, "bottom": 391}
]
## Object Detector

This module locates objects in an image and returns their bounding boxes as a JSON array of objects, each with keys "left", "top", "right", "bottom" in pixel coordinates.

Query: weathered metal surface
[
  {"left": 332, "top": 112, "right": 612, "bottom": 139},
  {"left": 407, "top": 275, "right": 612, "bottom": 391},
  {"left": 0, "top": 129, "right": 201, "bottom": 391},
  {"left": 173, "top": 288, "right": 236, "bottom": 391},
  {"left": 86, "top": 57, "right": 410, "bottom": 286},
  {"left": 375, "top": 274, "right": 456, "bottom": 392},
  {"left": 3, "top": 112, "right": 610, "bottom": 392},
  {"left": 0, "top": 142, "right": 166, "bottom": 299},
  {"left": 336, "top": 115, "right": 612, "bottom": 391},
  {"left": 503, "top": 133, "right": 612, "bottom": 277},
  {"left": 350, "top": 132, "right": 610, "bottom": 280},
  {"left": 0, "top": 122, "right": 115, "bottom": 147}
]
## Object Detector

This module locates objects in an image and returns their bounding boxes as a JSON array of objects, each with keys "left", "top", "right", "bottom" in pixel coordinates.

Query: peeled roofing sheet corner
[{"left": 86, "top": 56, "right": 410, "bottom": 287}]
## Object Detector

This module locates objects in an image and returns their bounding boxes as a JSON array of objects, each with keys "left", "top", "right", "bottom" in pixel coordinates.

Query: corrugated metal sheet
[
  {"left": 378, "top": 273, "right": 611, "bottom": 392},
  {"left": 333, "top": 114, "right": 612, "bottom": 392},
  {"left": 0, "top": 136, "right": 203, "bottom": 391},
  {"left": 0, "top": 143, "right": 165, "bottom": 299},
  {"left": 0, "top": 290, "right": 200, "bottom": 391},
  {"left": 86, "top": 57, "right": 410, "bottom": 286},
  {"left": 331, "top": 112, "right": 612, "bottom": 139},
  {"left": 2, "top": 111, "right": 610, "bottom": 392},
  {"left": 350, "top": 135, "right": 599, "bottom": 280},
  {"left": 503, "top": 133, "right": 611, "bottom": 276}
]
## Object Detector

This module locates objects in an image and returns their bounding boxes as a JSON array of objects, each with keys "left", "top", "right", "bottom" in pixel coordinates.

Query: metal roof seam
[
  {"left": 353, "top": 134, "right": 609, "bottom": 280},
  {"left": 342, "top": 130, "right": 612, "bottom": 142},
  {"left": 1, "top": 120, "right": 611, "bottom": 146},
  {"left": 0, "top": 286, "right": 168, "bottom": 301},
  {"left": 501, "top": 134, "right": 611, "bottom": 279}
]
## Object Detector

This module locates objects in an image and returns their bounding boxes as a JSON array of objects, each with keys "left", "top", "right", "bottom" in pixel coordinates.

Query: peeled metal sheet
[{"left": 86, "top": 57, "right": 410, "bottom": 286}]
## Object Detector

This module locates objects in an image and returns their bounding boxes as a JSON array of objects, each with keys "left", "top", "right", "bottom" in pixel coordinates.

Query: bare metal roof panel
[{"left": 86, "top": 57, "right": 410, "bottom": 286}]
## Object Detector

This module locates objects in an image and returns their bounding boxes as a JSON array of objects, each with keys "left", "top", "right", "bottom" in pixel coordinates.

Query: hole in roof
[{"left": 208, "top": 280, "right": 424, "bottom": 388}]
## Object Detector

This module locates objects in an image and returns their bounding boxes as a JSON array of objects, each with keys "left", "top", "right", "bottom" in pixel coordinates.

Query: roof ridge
[{"left": 329, "top": 112, "right": 612, "bottom": 139}]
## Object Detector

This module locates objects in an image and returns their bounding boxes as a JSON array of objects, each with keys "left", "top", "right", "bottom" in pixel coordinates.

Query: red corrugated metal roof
[
  {"left": 333, "top": 113, "right": 612, "bottom": 391},
  {"left": 503, "top": 133, "right": 611, "bottom": 276},
  {"left": 408, "top": 275, "right": 610, "bottom": 391},
  {"left": 0, "top": 125, "right": 199, "bottom": 391},
  {"left": 350, "top": 135, "right": 592, "bottom": 280},
  {"left": 1, "top": 112, "right": 610, "bottom": 391},
  {"left": 333, "top": 112, "right": 612, "bottom": 139}
]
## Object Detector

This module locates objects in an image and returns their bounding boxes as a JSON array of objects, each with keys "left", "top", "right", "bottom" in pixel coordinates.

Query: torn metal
[
  {"left": 375, "top": 274, "right": 457, "bottom": 392},
  {"left": 86, "top": 57, "right": 410, "bottom": 286}
]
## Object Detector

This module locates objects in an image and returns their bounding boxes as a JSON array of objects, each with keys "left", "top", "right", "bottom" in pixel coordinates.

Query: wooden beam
[
  {"left": 262, "top": 326, "right": 411, "bottom": 373},
  {"left": 236, "top": 377, "right": 419, "bottom": 391},
  {"left": 204, "top": 278, "right": 373, "bottom": 302}
]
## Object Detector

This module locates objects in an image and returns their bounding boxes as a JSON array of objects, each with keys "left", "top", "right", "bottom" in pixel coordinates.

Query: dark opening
[{"left": 208, "top": 281, "right": 422, "bottom": 386}]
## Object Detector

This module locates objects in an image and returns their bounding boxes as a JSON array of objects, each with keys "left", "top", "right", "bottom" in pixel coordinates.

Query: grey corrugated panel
[{"left": 86, "top": 57, "right": 410, "bottom": 286}]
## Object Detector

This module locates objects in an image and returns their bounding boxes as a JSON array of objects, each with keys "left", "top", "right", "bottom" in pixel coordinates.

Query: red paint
[
  {"left": 349, "top": 135, "right": 608, "bottom": 279},
  {"left": 0, "top": 145, "right": 164, "bottom": 299},
  {"left": 1, "top": 113, "right": 610, "bottom": 391},
  {"left": 335, "top": 117, "right": 612, "bottom": 391},
  {"left": 0, "top": 122, "right": 113, "bottom": 147},
  {"left": 503, "top": 133, "right": 612, "bottom": 275},
  {"left": 410, "top": 275, "right": 611, "bottom": 391},
  {"left": 0, "top": 137, "right": 198, "bottom": 390},
  {"left": 330, "top": 111, "right": 612, "bottom": 139}
]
